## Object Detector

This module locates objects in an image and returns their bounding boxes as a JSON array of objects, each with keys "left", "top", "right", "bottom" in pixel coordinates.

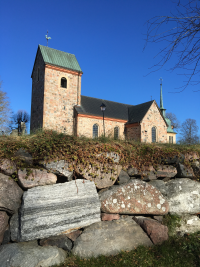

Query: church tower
[
  {"left": 30, "top": 45, "right": 83, "bottom": 134},
  {"left": 159, "top": 78, "right": 176, "bottom": 143}
]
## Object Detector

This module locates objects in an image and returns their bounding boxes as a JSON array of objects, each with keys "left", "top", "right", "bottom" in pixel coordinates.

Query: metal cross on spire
[
  {"left": 45, "top": 30, "right": 51, "bottom": 47},
  {"left": 159, "top": 77, "right": 163, "bottom": 85}
]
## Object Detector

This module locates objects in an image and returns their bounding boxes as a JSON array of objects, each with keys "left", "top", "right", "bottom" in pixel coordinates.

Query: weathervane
[
  {"left": 45, "top": 30, "right": 51, "bottom": 47},
  {"left": 159, "top": 77, "right": 163, "bottom": 85}
]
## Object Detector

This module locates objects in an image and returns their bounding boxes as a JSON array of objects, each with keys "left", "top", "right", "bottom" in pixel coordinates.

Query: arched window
[
  {"left": 152, "top": 127, "right": 156, "bottom": 143},
  {"left": 61, "top": 77, "right": 67, "bottom": 88},
  {"left": 114, "top": 126, "right": 119, "bottom": 139},
  {"left": 93, "top": 124, "right": 98, "bottom": 138}
]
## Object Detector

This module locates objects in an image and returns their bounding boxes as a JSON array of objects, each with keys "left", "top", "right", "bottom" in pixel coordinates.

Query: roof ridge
[
  {"left": 81, "top": 95, "right": 134, "bottom": 107},
  {"left": 39, "top": 44, "right": 75, "bottom": 56}
]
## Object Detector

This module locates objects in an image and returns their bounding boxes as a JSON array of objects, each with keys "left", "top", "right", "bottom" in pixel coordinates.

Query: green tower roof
[{"left": 39, "top": 45, "right": 82, "bottom": 73}]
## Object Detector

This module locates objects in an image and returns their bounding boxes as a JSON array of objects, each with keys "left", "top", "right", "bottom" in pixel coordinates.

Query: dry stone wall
[{"left": 0, "top": 149, "right": 200, "bottom": 265}]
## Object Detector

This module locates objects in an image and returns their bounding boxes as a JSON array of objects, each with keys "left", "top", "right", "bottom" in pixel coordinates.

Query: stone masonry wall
[
  {"left": 43, "top": 66, "right": 82, "bottom": 135},
  {"left": 125, "top": 124, "right": 141, "bottom": 141},
  {"left": 141, "top": 101, "right": 167, "bottom": 143},
  {"left": 77, "top": 116, "right": 126, "bottom": 139},
  {"left": 30, "top": 49, "right": 45, "bottom": 132}
]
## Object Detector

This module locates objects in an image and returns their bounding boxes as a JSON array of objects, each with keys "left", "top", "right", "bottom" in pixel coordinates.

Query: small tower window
[
  {"left": 93, "top": 124, "right": 99, "bottom": 138},
  {"left": 152, "top": 127, "right": 156, "bottom": 143},
  {"left": 169, "top": 136, "right": 173, "bottom": 144},
  {"left": 114, "top": 126, "right": 119, "bottom": 139},
  {"left": 61, "top": 77, "right": 67, "bottom": 88}
]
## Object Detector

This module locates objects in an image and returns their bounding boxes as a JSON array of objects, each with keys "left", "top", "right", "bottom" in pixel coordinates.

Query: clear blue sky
[{"left": 1, "top": 0, "right": 199, "bottom": 140}]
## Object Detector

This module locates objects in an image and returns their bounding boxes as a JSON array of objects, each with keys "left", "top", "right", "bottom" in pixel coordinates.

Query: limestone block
[
  {"left": 133, "top": 216, "right": 168, "bottom": 245},
  {"left": 76, "top": 163, "right": 122, "bottom": 189},
  {"left": 99, "top": 180, "right": 169, "bottom": 215},
  {"left": 0, "top": 173, "right": 23, "bottom": 214},
  {"left": 41, "top": 160, "right": 73, "bottom": 181},
  {"left": 0, "top": 159, "right": 17, "bottom": 176},
  {"left": 0, "top": 241, "right": 66, "bottom": 267},
  {"left": 18, "top": 168, "right": 57, "bottom": 189},
  {"left": 15, "top": 179, "right": 101, "bottom": 241},
  {"left": 0, "top": 211, "right": 9, "bottom": 244},
  {"left": 72, "top": 217, "right": 152, "bottom": 258},
  {"left": 177, "top": 163, "right": 195, "bottom": 178}
]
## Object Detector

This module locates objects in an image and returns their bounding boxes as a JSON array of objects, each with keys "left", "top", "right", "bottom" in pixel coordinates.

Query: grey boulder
[
  {"left": 0, "top": 211, "right": 9, "bottom": 244},
  {"left": 0, "top": 173, "right": 23, "bottom": 214},
  {"left": 39, "top": 235, "right": 73, "bottom": 251},
  {"left": 0, "top": 240, "right": 66, "bottom": 267},
  {"left": 176, "top": 163, "right": 195, "bottom": 178},
  {"left": 41, "top": 160, "right": 73, "bottom": 181},
  {"left": 72, "top": 216, "right": 152, "bottom": 258},
  {"left": 152, "top": 178, "right": 200, "bottom": 215},
  {"left": 118, "top": 170, "right": 130, "bottom": 184}
]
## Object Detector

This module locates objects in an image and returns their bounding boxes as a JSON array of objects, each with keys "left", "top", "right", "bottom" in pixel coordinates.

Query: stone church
[{"left": 30, "top": 45, "right": 176, "bottom": 143}]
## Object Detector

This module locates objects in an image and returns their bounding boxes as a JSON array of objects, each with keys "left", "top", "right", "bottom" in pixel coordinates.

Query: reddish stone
[
  {"left": 0, "top": 159, "right": 17, "bottom": 176},
  {"left": 65, "top": 230, "right": 82, "bottom": 241},
  {"left": 99, "top": 180, "right": 169, "bottom": 215},
  {"left": 18, "top": 168, "right": 57, "bottom": 189},
  {"left": 134, "top": 217, "right": 168, "bottom": 245},
  {"left": 101, "top": 213, "right": 120, "bottom": 221},
  {"left": 185, "top": 152, "right": 199, "bottom": 161},
  {"left": 156, "top": 165, "right": 177, "bottom": 178},
  {"left": 0, "top": 211, "right": 9, "bottom": 244}
]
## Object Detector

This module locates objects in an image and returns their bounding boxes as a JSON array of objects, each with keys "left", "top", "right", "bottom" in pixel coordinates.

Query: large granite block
[{"left": 16, "top": 179, "right": 101, "bottom": 241}]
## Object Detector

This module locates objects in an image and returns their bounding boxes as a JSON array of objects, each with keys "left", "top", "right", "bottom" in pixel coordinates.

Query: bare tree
[
  {"left": 179, "top": 118, "right": 199, "bottom": 144},
  {"left": 0, "top": 80, "right": 11, "bottom": 134},
  {"left": 144, "top": 0, "right": 200, "bottom": 90},
  {"left": 166, "top": 112, "right": 181, "bottom": 131},
  {"left": 11, "top": 110, "right": 30, "bottom": 135}
]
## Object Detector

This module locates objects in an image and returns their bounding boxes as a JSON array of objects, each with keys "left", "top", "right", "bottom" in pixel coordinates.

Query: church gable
[{"left": 140, "top": 101, "right": 168, "bottom": 143}]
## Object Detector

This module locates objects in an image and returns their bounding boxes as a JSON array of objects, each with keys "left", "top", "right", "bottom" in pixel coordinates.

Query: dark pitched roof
[
  {"left": 127, "top": 100, "right": 154, "bottom": 124},
  {"left": 75, "top": 96, "right": 134, "bottom": 121},
  {"left": 32, "top": 45, "right": 82, "bottom": 77}
]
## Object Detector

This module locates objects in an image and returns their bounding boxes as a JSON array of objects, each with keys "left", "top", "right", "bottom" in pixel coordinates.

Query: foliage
[
  {"left": 144, "top": 0, "right": 200, "bottom": 90},
  {"left": 163, "top": 214, "right": 182, "bottom": 236},
  {"left": 0, "top": 129, "right": 200, "bottom": 180},
  {"left": 10, "top": 110, "right": 30, "bottom": 134},
  {"left": 166, "top": 112, "right": 180, "bottom": 131},
  {"left": 179, "top": 118, "right": 199, "bottom": 145}
]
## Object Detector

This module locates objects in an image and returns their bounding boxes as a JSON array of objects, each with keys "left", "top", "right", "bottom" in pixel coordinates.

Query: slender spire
[
  {"left": 159, "top": 77, "right": 166, "bottom": 117},
  {"left": 159, "top": 77, "right": 164, "bottom": 109}
]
